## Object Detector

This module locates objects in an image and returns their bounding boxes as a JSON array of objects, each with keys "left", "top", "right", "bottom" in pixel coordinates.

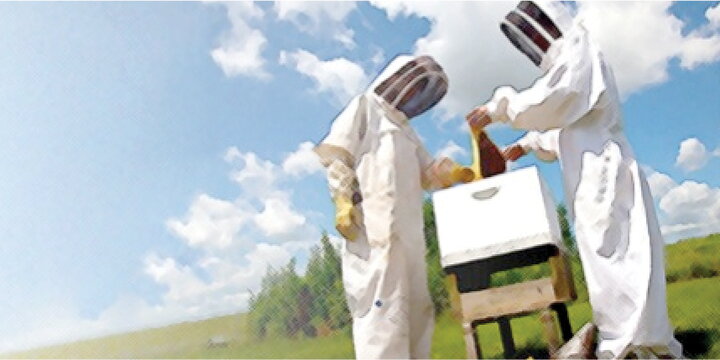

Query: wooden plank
[
  {"left": 549, "top": 254, "right": 576, "bottom": 301},
  {"left": 460, "top": 278, "right": 558, "bottom": 321},
  {"left": 445, "top": 274, "right": 464, "bottom": 321}
]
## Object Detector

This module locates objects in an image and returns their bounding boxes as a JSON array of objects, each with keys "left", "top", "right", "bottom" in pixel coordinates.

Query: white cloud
[
  {"left": 222, "top": 147, "right": 320, "bottom": 245},
  {"left": 274, "top": 2, "right": 357, "bottom": 48},
  {"left": 279, "top": 49, "right": 369, "bottom": 105},
  {"left": 679, "top": 3, "right": 720, "bottom": 69},
  {"left": 223, "top": 146, "right": 242, "bottom": 163},
  {"left": 210, "top": 2, "right": 270, "bottom": 79},
  {"left": 0, "top": 284, "right": 265, "bottom": 355},
  {"left": 435, "top": 140, "right": 468, "bottom": 161},
  {"left": 370, "top": 47, "right": 386, "bottom": 67},
  {"left": 254, "top": 197, "right": 306, "bottom": 237},
  {"left": 646, "top": 169, "right": 677, "bottom": 199},
  {"left": 244, "top": 243, "right": 293, "bottom": 276},
  {"left": 158, "top": 144, "right": 322, "bottom": 318},
  {"left": 578, "top": 2, "right": 720, "bottom": 97},
  {"left": 642, "top": 166, "right": 720, "bottom": 243},
  {"left": 230, "top": 156, "right": 276, "bottom": 187},
  {"left": 144, "top": 255, "right": 208, "bottom": 306},
  {"left": 370, "top": 1, "right": 535, "bottom": 120},
  {"left": 147, "top": 241, "right": 293, "bottom": 310},
  {"left": 151, "top": 242, "right": 293, "bottom": 315},
  {"left": 708, "top": 4, "right": 720, "bottom": 30},
  {"left": 0, "top": 297, "right": 180, "bottom": 354},
  {"left": 282, "top": 141, "right": 323, "bottom": 178},
  {"left": 227, "top": 149, "right": 279, "bottom": 198},
  {"left": 678, "top": 34, "right": 720, "bottom": 70},
  {"left": 658, "top": 180, "right": 720, "bottom": 242},
  {"left": 0, "top": 142, "right": 328, "bottom": 353},
  {"left": 166, "top": 194, "right": 252, "bottom": 250},
  {"left": 675, "top": 137, "right": 714, "bottom": 172},
  {"left": 369, "top": 2, "right": 720, "bottom": 120}
]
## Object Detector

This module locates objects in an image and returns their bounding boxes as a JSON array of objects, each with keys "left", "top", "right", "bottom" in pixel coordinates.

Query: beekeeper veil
[
  {"left": 500, "top": 1, "right": 573, "bottom": 70},
  {"left": 371, "top": 55, "right": 448, "bottom": 119}
]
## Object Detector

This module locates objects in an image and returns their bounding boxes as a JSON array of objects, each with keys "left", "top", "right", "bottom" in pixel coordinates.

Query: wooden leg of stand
[
  {"left": 549, "top": 254, "right": 576, "bottom": 301},
  {"left": 498, "top": 317, "right": 515, "bottom": 358},
  {"left": 540, "top": 308, "right": 561, "bottom": 358},
  {"left": 552, "top": 303, "right": 573, "bottom": 342},
  {"left": 445, "top": 274, "right": 463, "bottom": 321},
  {"left": 463, "top": 322, "right": 482, "bottom": 359}
]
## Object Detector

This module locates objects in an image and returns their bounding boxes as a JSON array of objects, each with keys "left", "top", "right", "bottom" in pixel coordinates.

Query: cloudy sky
[{"left": 0, "top": 1, "right": 718, "bottom": 353}]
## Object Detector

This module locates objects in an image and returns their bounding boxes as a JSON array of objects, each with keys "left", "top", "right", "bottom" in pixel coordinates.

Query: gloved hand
[
  {"left": 334, "top": 196, "right": 362, "bottom": 241},
  {"left": 450, "top": 163, "right": 476, "bottom": 184},
  {"left": 429, "top": 158, "right": 475, "bottom": 189},
  {"left": 466, "top": 105, "right": 491, "bottom": 132},
  {"left": 503, "top": 144, "right": 527, "bottom": 161}
]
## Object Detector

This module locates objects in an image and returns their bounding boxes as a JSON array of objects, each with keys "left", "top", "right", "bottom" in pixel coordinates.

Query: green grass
[
  {"left": 431, "top": 277, "right": 720, "bottom": 359},
  {"left": 4, "top": 313, "right": 250, "bottom": 359},
  {"left": 5, "top": 235, "right": 719, "bottom": 359},
  {"left": 666, "top": 233, "right": 720, "bottom": 283}
]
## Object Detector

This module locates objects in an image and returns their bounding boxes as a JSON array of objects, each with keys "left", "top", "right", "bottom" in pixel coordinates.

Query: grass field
[{"left": 5, "top": 235, "right": 719, "bottom": 359}]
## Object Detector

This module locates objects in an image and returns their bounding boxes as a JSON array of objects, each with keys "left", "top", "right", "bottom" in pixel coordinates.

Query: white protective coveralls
[
  {"left": 484, "top": 2, "right": 682, "bottom": 358},
  {"left": 315, "top": 55, "right": 467, "bottom": 359},
  {"left": 515, "top": 129, "right": 561, "bottom": 163}
]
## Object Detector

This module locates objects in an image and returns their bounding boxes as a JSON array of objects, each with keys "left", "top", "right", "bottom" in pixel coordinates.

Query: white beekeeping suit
[
  {"left": 515, "top": 129, "right": 561, "bottom": 163},
  {"left": 315, "top": 55, "right": 472, "bottom": 359},
  {"left": 474, "top": 2, "right": 683, "bottom": 358}
]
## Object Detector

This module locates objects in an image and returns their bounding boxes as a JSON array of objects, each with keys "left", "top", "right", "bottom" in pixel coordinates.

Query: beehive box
[{"left": 432, "top": 166, "right": 564, "bottom": 268}]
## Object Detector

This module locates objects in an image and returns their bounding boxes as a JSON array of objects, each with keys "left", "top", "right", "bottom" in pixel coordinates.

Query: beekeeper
[
  {"left": 467, "top": 2, "right": 682, "bottom": 358},
  {"left": 315, "top": 55, "right": 473, "bottom": 359}
]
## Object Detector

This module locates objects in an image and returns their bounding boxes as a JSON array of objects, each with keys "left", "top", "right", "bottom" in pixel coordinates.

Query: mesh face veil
[
  {"left": 500, "top": 1, "right": 571, "bottom": 67},
  {"left": 373, "top": 56, "right": 448, "bottom": 119}
]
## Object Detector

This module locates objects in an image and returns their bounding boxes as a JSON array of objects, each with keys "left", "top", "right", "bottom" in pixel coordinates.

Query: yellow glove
[
  {"left": 450, "top": 163, "right": 476, "bottom": 184},
  {"left": 334, "top": 196, "right": 362, "bottom": 241},
  {"left": 428, "top": 158, "right": 475, "bottom": 189}
]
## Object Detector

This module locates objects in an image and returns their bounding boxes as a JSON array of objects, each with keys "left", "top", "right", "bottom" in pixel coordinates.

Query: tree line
[{"left": 247, "top": 201, "right": 578, "bottom": 339}]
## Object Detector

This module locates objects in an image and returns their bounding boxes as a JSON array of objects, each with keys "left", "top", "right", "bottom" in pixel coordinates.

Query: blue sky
[{"left": 0, "top": 1, "right": 718, "bottom": 352}]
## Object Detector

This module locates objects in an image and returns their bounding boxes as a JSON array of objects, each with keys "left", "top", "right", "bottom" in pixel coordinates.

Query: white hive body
[{"left": 432, "top": 166, "right": 564, "bottom": 268}]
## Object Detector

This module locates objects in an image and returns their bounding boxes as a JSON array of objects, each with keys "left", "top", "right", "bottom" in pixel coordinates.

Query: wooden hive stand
[{"left": 444, "top": 244, "right": 576, "bottom": 359}]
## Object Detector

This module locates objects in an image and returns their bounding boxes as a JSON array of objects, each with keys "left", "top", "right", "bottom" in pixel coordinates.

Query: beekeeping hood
[
  {"left": 371, "top": 55, "right": 448, "bottom": 119},
  {"left": 501, "top": 1, "right": 574, "bottom": 70}
]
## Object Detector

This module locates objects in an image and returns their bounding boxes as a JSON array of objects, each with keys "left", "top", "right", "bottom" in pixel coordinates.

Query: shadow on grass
[
  {"left": 676, "top": 329, "right": 717, "bottom": 358},
  {"left": 511, "top": 345, "right": 549, "bottom": 359},
  {"left": 508, "top": 329, "right": 716, "bottom": 359},
  {"left": 490, "top": 337, "right": 549, "bottom": 359}
]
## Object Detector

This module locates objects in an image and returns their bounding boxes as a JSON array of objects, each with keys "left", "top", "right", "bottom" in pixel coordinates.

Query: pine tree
[
  {"left": 423, "top": 199, "right": 450, "bottom": 314},
  {"left": 557, "top": 203, "right": 577, "bottom": 255}
]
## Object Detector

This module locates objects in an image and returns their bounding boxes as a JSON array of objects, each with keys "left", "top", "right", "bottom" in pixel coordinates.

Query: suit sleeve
[
  {"left": 314, "top": 95, "right": 367, "bottom": 201},
  {"left": 516, "top": 129, "right": 561, "bottom": 162},
  {"left": 486, "top": 29, "right": 605, "bottom": 131}
]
